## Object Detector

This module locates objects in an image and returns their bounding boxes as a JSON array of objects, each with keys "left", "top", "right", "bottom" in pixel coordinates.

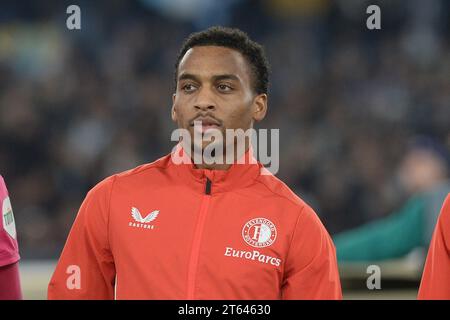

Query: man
[
  {"left": 48, "top": 26, "right": 341, "bottom": 299},
  {"left": 418, "top": 194, "right": 450, "bottom": 299},
  {"left": 334, "top": 137, "right": 450, "bottom": 262},
  {"left": 0, "top": 175, "right": 22, "bottom": 300}
]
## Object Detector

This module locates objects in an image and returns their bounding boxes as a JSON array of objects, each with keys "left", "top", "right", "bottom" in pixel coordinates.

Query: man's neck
[
  {"left": 189, "top": 141, "right": 251, "bottom": 171},
  {"left": 194, "top": 163, "right": 232, "bottom": 171}
]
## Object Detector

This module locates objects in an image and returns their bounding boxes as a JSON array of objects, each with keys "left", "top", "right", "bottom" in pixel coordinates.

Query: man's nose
[{"left": 193, "top": 87, "right": 216, "bottom": 111}]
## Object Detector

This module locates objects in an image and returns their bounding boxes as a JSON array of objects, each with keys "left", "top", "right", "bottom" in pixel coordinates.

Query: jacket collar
[{"left": 170, "top": 142, "right": 262, "bottom": 194}]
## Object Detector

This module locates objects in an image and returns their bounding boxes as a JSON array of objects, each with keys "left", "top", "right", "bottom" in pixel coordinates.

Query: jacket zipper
[{"left": 186, "top": 177, "right": 212, "bottom": 299}]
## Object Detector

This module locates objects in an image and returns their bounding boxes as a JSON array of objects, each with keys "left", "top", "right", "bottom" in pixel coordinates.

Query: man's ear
[
  {"left": 171, "top": 94, "right": 177, "bottom": 122},
  {"left": 252, "top": 93, "right": 268, "bottom": 122}
]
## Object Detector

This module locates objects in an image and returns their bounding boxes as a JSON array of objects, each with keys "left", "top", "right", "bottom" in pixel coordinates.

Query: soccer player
[
  {"left": 418, "top": 194, "right": 450, "bottom": 299},
  {"left": 0, "top": 175, "right": 22, "bottom": 300},
  {"left": 48, "top": 27, "right": 342, "bottom": 299}
]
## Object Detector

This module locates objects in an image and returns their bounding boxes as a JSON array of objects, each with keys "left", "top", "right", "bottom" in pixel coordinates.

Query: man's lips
[
  {"left": 190, "top": 117, "right": 221, "bottom": 126},
  {"left": 190, "top": 118, "right": 222, "bottom": 133}
]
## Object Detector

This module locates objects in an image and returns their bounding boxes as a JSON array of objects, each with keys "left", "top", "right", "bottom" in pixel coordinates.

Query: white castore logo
[{"left": 129, "top": 207, "right": 160, "bottom": 230}]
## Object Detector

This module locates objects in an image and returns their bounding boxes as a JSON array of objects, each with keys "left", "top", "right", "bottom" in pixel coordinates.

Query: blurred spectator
[{"left": 334, "top": 137, "right": 450, "bottom": 261}]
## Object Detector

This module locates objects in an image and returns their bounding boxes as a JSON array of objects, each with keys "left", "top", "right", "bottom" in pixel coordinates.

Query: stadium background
[{"left": 0, "top": 0, "right": 449, "bottom": 299}]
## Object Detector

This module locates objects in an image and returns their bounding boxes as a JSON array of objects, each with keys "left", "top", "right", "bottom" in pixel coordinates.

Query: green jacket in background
[{"left": 333, "top": 183, "right": 450, "bottom": 262}]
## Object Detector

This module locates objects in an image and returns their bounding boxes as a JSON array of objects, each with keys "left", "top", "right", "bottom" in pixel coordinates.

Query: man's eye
[
  {"left": 182, "top": 84, "right": 196, "bottom": 92},
  {"left": 217, "top": 84, "right": 232, "bottom": 92}
]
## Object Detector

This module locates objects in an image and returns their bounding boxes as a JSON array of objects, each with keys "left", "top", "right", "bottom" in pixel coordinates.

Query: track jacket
[
  {"left": 48, "top": 144, "right": 342, "bottom": 299},
  {"left": 418, "top": 193, "right": 450, "bottom": 299}
]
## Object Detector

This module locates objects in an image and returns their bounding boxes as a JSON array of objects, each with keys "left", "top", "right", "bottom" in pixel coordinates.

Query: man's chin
[{"left": 193, "top": 140, "right": 224, "bottom": 152}]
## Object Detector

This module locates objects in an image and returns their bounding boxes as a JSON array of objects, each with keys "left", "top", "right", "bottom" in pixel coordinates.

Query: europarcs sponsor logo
[
  {"left": 223, "top": 217, "right": 281, "bottom": 267},
  {"left": 224, "top": 247, "right": 281, "bottom": 267}
]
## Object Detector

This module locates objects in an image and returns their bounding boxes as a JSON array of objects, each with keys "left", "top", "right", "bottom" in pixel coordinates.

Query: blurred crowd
[{"left": 0, "top": 0, "right": 449, "bottom": 258}]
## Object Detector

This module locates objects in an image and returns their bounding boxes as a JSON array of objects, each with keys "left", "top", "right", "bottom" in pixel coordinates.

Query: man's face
[
  {"left": 172, "top": 45, "right": 266, "bottom": 154},
  {"left": 398, "top": 149, "right": 447, "bottom": 193}
]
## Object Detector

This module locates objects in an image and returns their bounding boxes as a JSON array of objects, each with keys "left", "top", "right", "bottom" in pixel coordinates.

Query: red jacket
[
  {"left": 0, "top": 175, "right": 22, "bottom": 300},
  {"left": 48, "top": 145, "right": 342, "bottom": 299},
  {"left": 418, "top": 194, "right": 450, "bottom": 299}
]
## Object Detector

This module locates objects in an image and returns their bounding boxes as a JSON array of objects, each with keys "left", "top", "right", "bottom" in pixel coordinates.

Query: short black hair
[{"left": 174, "top": 26, "right": 269, "bottom": 95}]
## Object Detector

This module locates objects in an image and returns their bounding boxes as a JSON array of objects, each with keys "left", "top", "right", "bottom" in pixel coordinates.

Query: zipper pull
[{"left": 205, "top": 178, "right": 212, "bottom": 195}]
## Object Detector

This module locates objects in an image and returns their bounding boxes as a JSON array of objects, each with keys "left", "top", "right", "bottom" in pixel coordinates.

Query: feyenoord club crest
[{"left": 242, "top": 217, "right": 277, "bottom": 248}]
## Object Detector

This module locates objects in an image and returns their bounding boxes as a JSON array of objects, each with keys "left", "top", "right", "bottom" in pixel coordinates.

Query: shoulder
[
  {"left": 114, "top": 153, "right": 172, "bottom": 180},
  {"left": 0, "top": 175, "right": 7, "bottom": 200},
  {"left": 0, "top": 175, "right": 19, "bottom": 265},
  {"left": 254, "top": 169, "right": 324, "bottom": 228},
  {"left": 89, "top": 153, "right": 172, "bottom": 195},
  {"left": 439, "top": 194, "right": 450, "bottom": 230},
  {"left": 254, "top": 168, "right": 308, "bottom": 210}
]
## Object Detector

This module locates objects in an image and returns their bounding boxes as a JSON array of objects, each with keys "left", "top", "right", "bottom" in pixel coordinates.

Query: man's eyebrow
[
  {"left": 178, "top": 73, "right": 241, "bottom": 82},
  {"left": 212, "top": 74, "right": 240, "bottom": 82},
  {"left": 178, "top": 73, "right": 200, "bottom": 82}
]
